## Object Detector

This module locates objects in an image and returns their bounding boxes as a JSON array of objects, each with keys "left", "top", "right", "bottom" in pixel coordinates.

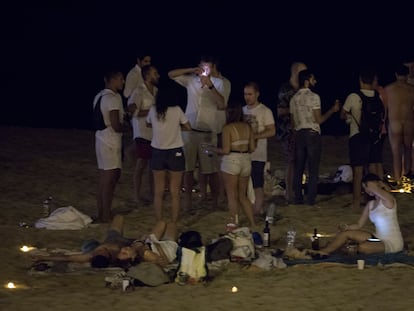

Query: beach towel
[
  {"left": 282, "top": 251, "right": 414, "bottom": 267},
  {"left": 34, "top": 206, "right": 93, "bottom": 230}
]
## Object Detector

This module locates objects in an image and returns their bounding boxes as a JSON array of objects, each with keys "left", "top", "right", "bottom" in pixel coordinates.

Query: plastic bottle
[
  {"left": 286, "top": 226, "right": 296, "bottom": 248},
  {"left": 42, "top": 199, "right": 50, "bottom": 217},
  {"left": 265, "top": 203, "right": 275, "bottom": 225},
  {"left": 263, "top": 221, "right": 270, "bottom": 247},
  {"left": 311, "top": 228, "right": 320, "bottom": 250}
]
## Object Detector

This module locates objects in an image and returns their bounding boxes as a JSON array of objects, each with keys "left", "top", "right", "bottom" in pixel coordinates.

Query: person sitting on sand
[
  {"left": 314, "top": 173, "right": 404, "bottom": 256},
  {"left": 31, "top": 215, "right": 176, "bottom": 268}
]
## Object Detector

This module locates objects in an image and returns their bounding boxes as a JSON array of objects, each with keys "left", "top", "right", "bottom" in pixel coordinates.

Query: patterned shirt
[{"left": 289, "top": 88, "right": 321, "bottom": 134}]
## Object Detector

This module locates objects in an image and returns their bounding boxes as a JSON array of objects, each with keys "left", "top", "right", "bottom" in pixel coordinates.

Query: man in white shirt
[
  {"left": 123, "top": 52, "right": 152, "bottom": 99},
  {"left": 290, "top": 70, "right": 339, "bottom": 206},
  {"left": 168, "top": 55, "right": 226, "bottom": 211},
  {"left": 242, "top": 81, "right": 275, "bottom": 215},
  {"left": 127, "top": 65, "right": 160, "bottom": 205}
]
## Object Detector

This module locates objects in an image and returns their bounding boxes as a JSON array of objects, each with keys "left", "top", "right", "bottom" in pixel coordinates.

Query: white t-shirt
[
  {"left": 93, "top": 89, "right": 124, "bottom": 148},
  {"left": 128, "top": 83, "right": 157, "bottom": 140},
  {"left": 242, "top": 103, "right": 275, "bottom": 162},
  {"left": 342, "top": 89, "right": 375, "bottom": 138},
  {"left": 123, "top": 65, "right": 143, "bottom": 98},
  {"left": 146, "top": 105, "right": 188, "bottom": 149},
  {"left": 172, "top": 74, "right": 224, "bottom": 133}
]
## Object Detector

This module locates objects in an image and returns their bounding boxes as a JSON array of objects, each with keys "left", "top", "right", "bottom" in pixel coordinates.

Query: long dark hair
[
  {"left": 154, "top": 89, "right": 169, "bottom": 121},
  {"left": 155, "top": 86, "right": 183, "bottom": 121},
  {"left": 226, "top": 99, "right": 244, "bottom": 124}
]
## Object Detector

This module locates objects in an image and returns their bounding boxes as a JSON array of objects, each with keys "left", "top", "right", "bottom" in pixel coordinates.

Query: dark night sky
[{"left": 1, "top": 1, "right": 413, "bottom": 135}]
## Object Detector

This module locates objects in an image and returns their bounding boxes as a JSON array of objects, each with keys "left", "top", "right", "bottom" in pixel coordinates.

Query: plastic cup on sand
[{"left": 357, "top": 259, "right": 365, "bottom": 270}]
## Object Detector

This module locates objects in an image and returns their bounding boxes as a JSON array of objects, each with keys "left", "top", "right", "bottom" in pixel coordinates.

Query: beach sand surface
[{"left": 1, "top": 126, "right": 414, "bottom": 311}]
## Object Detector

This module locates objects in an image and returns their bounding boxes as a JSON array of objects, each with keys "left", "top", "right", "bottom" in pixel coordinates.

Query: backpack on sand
[{"left": 175, "top": 230, "right": 208, "bottom": 285}]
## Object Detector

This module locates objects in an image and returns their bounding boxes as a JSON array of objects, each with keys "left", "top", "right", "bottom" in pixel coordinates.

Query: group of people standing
[
  {"left": 92, "top": 53, "right": 276, "bottom": 229},
  {"left": 277, "top": 60, "right": 414, "bottom": 211},
  {"left": 91, "top": 54, "right": 412, "bottom": 259}
]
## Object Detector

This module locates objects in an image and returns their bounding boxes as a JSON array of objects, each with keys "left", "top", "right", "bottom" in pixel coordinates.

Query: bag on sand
[
  {"left": 224, "top": 227, "right": 256, "bottom": 262},
  {"left": 175, "top": 230, "right": 208, "bottom": 284},
  {"left": 206, "top": 237, "right": 233, "bottom": 262},
  {"left": 175, "top": 246, "right": 208, "bottom": 285}
]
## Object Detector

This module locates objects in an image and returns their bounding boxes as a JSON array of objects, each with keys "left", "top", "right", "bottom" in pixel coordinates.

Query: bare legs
[
  {"left": 153, "top": 170, "right": 183, "bottom": 223},
  {"left": 183, "top": 171, "right": 195, "bottom": 210},
  {"left": 151, "top": 220, "right": 177, "bottom": 241},
  {"left": 97, "top": 168, "right": 121, "bottom": 222},
  {"left": 239, "top": 175, "right": 256, "bottom": 226},
  {"left": 253, "top": 187, "right": 264, "bottom": 215},
  {"left": 389, "top": 122, "right": 414, "bottom": 181},
  {"left": 184, "top": 171, "right": 219, "bottom": 210},
  {"left": 222, "top": 171, "right": 255, "bottom": 227},
  {"left": 133, "top": 158, "right": 152, "bottom": 204},
  {"left": 320, "top": 230, "right": 384, "bottom": 255}
]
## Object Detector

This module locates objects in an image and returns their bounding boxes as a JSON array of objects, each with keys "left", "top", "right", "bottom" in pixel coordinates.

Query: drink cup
[
  {"left": 122, "top": 279, "right": 130, "bottom": 291},
  {"left": 357, "top": 259, "right": 365, "bottom": 270}
]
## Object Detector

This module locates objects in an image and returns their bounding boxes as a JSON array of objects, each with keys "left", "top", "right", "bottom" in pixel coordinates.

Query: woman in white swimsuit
[{"left": 317, "top": 173, "right": 403, "bottom": 255}]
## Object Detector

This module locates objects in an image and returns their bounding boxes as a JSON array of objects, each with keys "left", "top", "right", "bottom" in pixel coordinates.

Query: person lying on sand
[
  {"left": 311, "top": 173, "right": 404, "bottom": 257},
  {"left": 31, "top": 215, "right": 177, "bottom": 268},
  {"left": 117, "top": 220, "right": 178, "bottom": 268}
]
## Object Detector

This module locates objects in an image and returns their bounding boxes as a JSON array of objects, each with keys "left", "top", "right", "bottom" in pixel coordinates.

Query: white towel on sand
[{"left": 35, "top": 206, "right": 92, "bottom": 230}]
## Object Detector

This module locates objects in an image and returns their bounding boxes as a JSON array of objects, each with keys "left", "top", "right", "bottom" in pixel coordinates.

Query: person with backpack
[
  {"left": 93, "top": 69, "right": 130, "bottom": 222},
  {"left": 341, "top": 67, "right": 386, "bottom": 211}
]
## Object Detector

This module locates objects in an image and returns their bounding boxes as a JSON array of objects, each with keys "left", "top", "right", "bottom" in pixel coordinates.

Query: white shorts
[
  {"left": 95, "top": 139, "right": 122, "bottom": 170},
  {"left": 221, "top": 153, "right": 251, "bottom": 177},
  {"left": 146, "top": 233, "right": 178, "bottom": 263}
]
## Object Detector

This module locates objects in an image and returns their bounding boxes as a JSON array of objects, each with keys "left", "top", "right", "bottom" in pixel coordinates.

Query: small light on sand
[
  {"left": 20, "top": 245, "right": 36, "bottom": 252},
  {"left": 231, "top": 286, "right": 238, "bottom": 293},
  {"left": 6, "top": 282, "right": 16, "bottom": 289}
]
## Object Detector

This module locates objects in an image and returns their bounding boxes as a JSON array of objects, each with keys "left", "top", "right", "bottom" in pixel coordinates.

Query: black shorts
[
  {"left": 349, "top": 133, "right": 384, "bottom": 166},
  {"left": 150, "top": 147, "right": 185, "bottom": 171},
  {"left": 251, "top": 161, "right": 265, "bottom": 188}
]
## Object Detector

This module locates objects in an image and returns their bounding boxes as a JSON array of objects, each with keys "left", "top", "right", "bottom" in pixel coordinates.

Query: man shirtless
[
  {"left": 385, "top": 64, "right": 414, "bottom": 181},
  {"left": 404, "top": 60, "right": 414, "bottom": 86}
]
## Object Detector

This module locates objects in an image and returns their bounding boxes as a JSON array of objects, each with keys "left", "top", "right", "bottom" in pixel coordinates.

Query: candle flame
[
  {"left": 6, "top": 282, "right": 16, "bottom": 289},
  {"left": 20, "top": 245, "right": 36, "bottom": 252}
]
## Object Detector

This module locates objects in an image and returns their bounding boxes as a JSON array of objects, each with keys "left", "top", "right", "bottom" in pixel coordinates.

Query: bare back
[
  {"left": 222, "top": 121, "right": 254, "bottom": 153},
  {"left": 384, "top": 80, "right": 414, "bottom": 179},
  {"left": 386, "top": 81, "right": 414, "bottom": 125}
]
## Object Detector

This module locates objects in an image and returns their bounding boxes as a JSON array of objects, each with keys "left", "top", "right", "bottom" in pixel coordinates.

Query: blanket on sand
[{"left": 283, "top": 251, "right": 414, "bottom": 267}]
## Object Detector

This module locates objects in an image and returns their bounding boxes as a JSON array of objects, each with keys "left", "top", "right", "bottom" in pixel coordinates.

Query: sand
[{"left": 1, "top": 126, "right": 414, "bottom": 311}]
